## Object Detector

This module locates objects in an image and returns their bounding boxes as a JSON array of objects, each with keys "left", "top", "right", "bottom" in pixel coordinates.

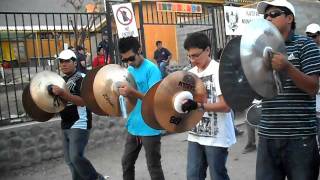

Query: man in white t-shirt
[{"left": 181, "top": 32, "right": 236, "bottom": 180}]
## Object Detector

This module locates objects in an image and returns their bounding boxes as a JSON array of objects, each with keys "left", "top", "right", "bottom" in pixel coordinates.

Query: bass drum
[{"left": 246, "top": 102, "right": 261, "bottom": 128}]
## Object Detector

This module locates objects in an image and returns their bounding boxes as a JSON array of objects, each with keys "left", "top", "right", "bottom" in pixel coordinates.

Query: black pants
[{"left": 121, "top": 133, "right": 165, "bottom": 180}]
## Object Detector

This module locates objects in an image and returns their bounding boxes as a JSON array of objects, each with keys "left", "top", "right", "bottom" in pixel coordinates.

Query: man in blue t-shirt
[{"left": 118, "top": 36, "right": 165, "bottom": 180}]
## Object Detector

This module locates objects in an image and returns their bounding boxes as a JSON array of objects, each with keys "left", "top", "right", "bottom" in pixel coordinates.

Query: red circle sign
[{"left": 116, "top": 6, "right": 133, "bottom": 26}]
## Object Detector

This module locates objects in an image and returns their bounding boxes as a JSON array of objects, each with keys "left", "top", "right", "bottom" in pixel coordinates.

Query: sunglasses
[
  {"left": 264, "top": 10, "right": 285, "bottom": 19},
  {"left": 307, "top": 33, "right": 318, "bottom": 39},
  {"left": 122, "top": 55, "right": 136, "bottom": 63}
]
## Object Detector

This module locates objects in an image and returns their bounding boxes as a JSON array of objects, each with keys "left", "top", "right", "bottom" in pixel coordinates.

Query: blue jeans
[
  {"left": 256, "top": 136, "right": 320, "bottom": 180},
  {"left": 187, "top": 141, "right": 230, "bottom": 180},
  {"left": 158, "top": 61, "right": 168, "bottom": 78},
  {"left": 62, "top": 129, "right": 98, "bottom": 180}
]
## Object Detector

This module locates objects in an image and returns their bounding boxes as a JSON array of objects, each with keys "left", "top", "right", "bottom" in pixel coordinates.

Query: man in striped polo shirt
[
  {"left": 256, "top": 0, "right": 320, "bottom": 180},
  {"left": 51, "top": 49, "right": 107, "bottom": 180}
]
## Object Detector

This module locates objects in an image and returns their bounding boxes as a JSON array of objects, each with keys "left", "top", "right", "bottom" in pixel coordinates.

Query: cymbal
[
  {"left": 219, "top": 37, "right": 261, "bottom": 111},
  {"left": 142, "top": 81, "right": 163, "bottom": 130},
  {"left": 153, "top": 71, "right": 207, "bottom": 133},
  {"left": 246, "top": 103, "right": 262, "bottom": 128},
  {"left": 240, "top": 19, "right": 287, "bottom": 98},
  {"left": 29, "top": 71, "right": 66, "bottom": 113},
  {"left": 80, "top": 67, "right": 107, "bottom": 116},
  {"left": 22, "top": 84, "right": 55, "bottom": 122},
  {"left": 93, "top": 64, "right": 137, "bottom": 116}
]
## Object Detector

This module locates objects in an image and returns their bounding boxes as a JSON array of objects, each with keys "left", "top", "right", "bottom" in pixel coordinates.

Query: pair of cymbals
[
  {"left": 219, "top": 36, "right": 261, "bottom": 112},
  {"left": 142, "top": 71, "right": 207, "bottom": 133},
  {"left": 22, "top": 71, "right": 67, "bottom": 122},
  {"left": 219, "top": 19, "right": 287, "bottom": 111},
  {"left": 81, "top": 64, "right": 137, "bottom": 117}
]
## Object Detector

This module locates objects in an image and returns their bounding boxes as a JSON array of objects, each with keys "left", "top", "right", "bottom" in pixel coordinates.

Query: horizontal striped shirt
[{"left": 258, "top": 33, "right": 320, "bottom": 138}]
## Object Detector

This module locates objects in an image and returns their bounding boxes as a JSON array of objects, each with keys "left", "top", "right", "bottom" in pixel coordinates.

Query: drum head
[{"left": 246, "top": 103, "right": 261, "bottom": 127}]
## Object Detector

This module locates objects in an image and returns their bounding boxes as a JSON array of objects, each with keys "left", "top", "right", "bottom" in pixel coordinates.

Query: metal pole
[
  {"left": 105, "top": 0, "right": 115, "bottom": 64},
  {"left": 138, "top": 2, "right": 146, "bottom": 56}
]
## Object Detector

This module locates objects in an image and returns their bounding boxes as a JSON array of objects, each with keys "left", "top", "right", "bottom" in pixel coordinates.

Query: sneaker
[{"left": 242, "top": 144, "right": 256, "bottom": 154}]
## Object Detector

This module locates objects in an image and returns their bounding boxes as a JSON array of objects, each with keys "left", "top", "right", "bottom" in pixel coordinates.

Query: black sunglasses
[
  {"left": 264, "top": 10, "right": 285, "bottom": 19},
  {"left": 122, "top": 55, "right": 136, "bottom": 63},
  {"left": 307, "top": 33, "right": 318, "bottom": 39}
]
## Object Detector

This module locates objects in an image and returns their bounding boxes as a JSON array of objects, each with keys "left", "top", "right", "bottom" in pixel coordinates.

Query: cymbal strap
[{"left": 119, "top": 95, "right": 128, "bottom": 119}]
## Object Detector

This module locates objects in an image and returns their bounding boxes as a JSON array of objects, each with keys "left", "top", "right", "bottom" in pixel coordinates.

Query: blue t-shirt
[{"left": 127, "top": 59, "right": 162, "bottom": 136}]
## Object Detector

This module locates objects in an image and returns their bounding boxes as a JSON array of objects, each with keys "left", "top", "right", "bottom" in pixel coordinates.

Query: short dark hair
[
  {"left": 184, "top": 32, "right": 211, "bottom": 50},
  {"left": 118, "top": 36, "right": 140, "bottom": 54},
  {"left": 156, "top": 41, "right": 162, "bottom": 46},
  {"left": 97, "top": 45, "right": 103, "bottom": 54}
]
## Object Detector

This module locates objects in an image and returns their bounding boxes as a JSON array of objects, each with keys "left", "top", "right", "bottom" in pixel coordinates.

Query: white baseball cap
[
  {"left": 58, "top": 49, "right": 77, "bottom": 61},
  {"left": 257, "top": 0, "right": 295, "bottom": 16},
  {"left": 305, "top": 23, "right": 320, "bottom": 34}
]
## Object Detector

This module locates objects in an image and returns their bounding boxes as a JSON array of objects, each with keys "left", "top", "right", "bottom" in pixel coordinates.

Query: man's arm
[
  {"left": 165, "top": 48, "right": 172, "bottom": 62},
  {"left": 51, "top": 85, "right": 85, "bottom": 106},
  {"left": 272, "top": 52, "right": 319, "bottom": 96},
  {"left": 198, "top": 95, "right": 230, "bottom": 112}
]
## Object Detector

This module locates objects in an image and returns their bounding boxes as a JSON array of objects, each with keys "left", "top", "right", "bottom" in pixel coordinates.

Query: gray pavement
[{"left": 1, "top": 123, "right": 257, "bottom": 180}]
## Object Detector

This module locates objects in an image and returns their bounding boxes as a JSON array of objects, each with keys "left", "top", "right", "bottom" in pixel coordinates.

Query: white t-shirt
[{"left": 187, "top": 60, "right": 236, "bottom": 147}]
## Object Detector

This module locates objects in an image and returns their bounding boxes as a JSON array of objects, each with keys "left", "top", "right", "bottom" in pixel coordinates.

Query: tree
[{"left": 63, "top": 0, "right": 105, "bottom": 47}]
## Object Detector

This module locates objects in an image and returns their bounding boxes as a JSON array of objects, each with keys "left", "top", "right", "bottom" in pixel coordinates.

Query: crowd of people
[{"left": 48, "top": 0, "right": 320, "bottom": 179}]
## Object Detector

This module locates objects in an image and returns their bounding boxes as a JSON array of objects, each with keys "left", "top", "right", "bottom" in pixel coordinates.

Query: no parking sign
[{"left": 112, "top": 3, "right": 139, "bottom": 38}]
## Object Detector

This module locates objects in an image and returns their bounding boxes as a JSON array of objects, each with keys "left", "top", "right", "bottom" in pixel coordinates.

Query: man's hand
[
  {"left": 51, "top": 85, "right": 70, "bottom": 100},
  {"left": 181, "top": 99, "right": 198, "bottom": 113},
  {"left": 271, "top": 52, "right": 290, "bottom": 72},
  {"left": 118, "top": 82, "right": 134, "bottom": 97}
]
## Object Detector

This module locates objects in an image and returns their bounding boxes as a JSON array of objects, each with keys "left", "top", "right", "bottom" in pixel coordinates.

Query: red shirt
[{"left": 92, "top": 55, "right": 110, "bottom": 68}]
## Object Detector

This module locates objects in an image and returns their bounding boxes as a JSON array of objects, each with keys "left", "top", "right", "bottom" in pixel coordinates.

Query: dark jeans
[
  {"left": 121, "top": 133, "right": 165, "bottom": 180},
  {"left": 157, "top": 61, "right": 168, "bottom": 78},
  {"left": 62, "top": 129, "right": 98, "bottom": 180},
  {"left": 187, "top": 141, "right": 230, "bottom": 180},
  {"left": 256, "top": 136, "right": 320, "bottom": 180}
]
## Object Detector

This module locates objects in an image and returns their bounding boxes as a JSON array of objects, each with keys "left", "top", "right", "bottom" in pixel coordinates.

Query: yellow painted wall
[{"left": 1, "top": 41, "right": 15, "bottom": 61}]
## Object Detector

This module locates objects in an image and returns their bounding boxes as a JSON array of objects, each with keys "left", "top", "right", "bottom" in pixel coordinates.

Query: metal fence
[{"left": 0, "top": 12, "right": 113, "bottom": 125}]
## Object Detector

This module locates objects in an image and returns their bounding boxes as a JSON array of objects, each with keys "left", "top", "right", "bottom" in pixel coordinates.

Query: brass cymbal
[
  {"left": 80, "top": 67, "right": 107, "bottom": 116},
  {"left": 153, "top": 71, "right": 207, "bottom": 133},
  {"left": 29, "top": 71, "right": 67, "bottom": 113},
  {"left": 219, "top": 37, "right": 261, "bottom": 111},
  {"left": 93, "top": 64, "right": 137, "bottom": 116},
  {"left": 22, "top": 84, "right": 55, "bottom": 122},
  {"left": 142, "top": 81, "right": 163, "bottom": 130},
  {"left": 240, "top": 19, "right": 287, "bottom": 98}
]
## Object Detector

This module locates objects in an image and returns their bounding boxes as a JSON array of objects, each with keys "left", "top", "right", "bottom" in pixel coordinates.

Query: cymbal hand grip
[
  {"left": 47, "top": 84, "right": 54, "bottom": 96},
  {"left": 173, "top": 91, "right": 193, "bottom": 113},
  {"left": 263, "top": 46, "right": 273, "bottom": 69},
  {"left": 181, "top": 99, "right": 198, "bottom": 113}
]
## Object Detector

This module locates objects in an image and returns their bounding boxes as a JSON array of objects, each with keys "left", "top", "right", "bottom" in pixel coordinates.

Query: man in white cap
[
  {"left": 256, "top": 0, "right": 320, "bottom": 180},
  {"left": 306, "top": 23, "right": 320, "bottom": 47}
]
